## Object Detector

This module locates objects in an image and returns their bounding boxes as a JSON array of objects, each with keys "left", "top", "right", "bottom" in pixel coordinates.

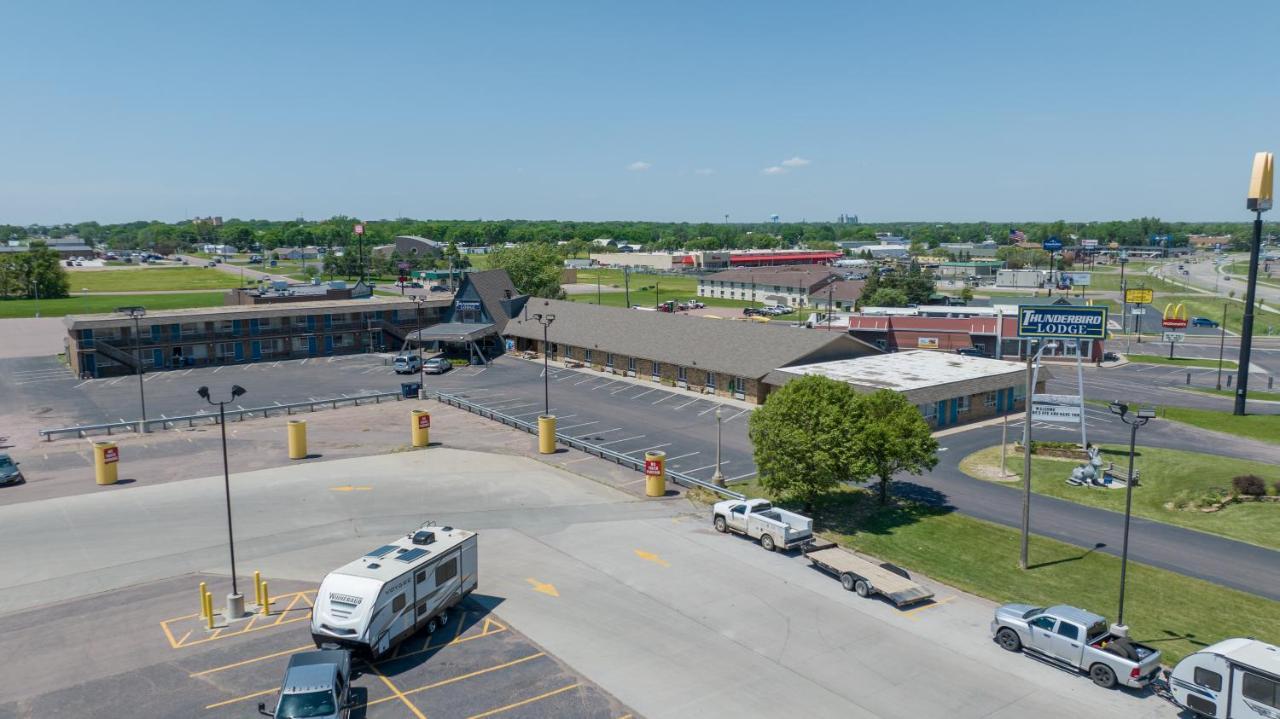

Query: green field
[
  {"left": 1124, "top": 354, "right": 1237, "bottom": 370},
  {"left": 1123, "top": 295, "right": 1278, "bottom": 337},
  {"left": 960, "top": 444, "right": 1280, "bottom": 549},
  {"left": 69, "top": 267, "right": 245, "bottom": 292},
  {"left": 710, "top": 480, "right": 1278, "bottom": 664},
  {"left": 572, "top": 268, "right": 697, "bottom": 292},
  {"left": 1183, "top": 386, "right": 1280, "bottom": 402},
  {"left": 0, "top": 292, "right": 228, "bottom": 318},
  {"left": 567, "top": 290, "right": 760, "bottom": 312},
  {"left": 1083, "top": 271, "right": 1186, "bottom": 293},
  {"left": 1159, "top": 406, "right": 1280, "bottom": 446}
]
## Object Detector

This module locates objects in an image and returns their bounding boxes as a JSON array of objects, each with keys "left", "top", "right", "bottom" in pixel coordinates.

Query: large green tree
[
  {"left": 2, "top": 241, "right": 71, "bottom": 299},
  {"left": 748, "top": 375, "right": 866, "bottom": 514},
  {"left": 850, "top": 390, "right": 939, "bottom": 504},
  {"left": 488, "top": 242, "right": 564, "bottom": 299}
]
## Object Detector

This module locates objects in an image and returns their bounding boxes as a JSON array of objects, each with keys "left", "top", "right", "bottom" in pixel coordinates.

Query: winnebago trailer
[
  {"left": 1169, "top": 638, "right": 1280, "bottom": 719},
  {"left": 311, "top": 525, "right": 478, "bottom": 658}
]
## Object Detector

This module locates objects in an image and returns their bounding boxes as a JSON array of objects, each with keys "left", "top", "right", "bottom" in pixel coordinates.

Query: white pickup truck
[{"left": 712, "top": 498, "right": 813, "bottom": 551}]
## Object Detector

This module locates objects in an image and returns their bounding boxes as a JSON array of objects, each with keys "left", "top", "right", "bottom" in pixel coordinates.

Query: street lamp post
[
  {"left": 1108, "top": 401, "right": 1155, "bottom": 627},
  {"left": 198, "top": 384, "right": 248, "bottom": 620},
  {"left": 1118, "top": 252, "right": 1129, "bottom": 334},
  {"left": 711, "top": 407, "right": 725, "bottom": 487},
  {"left": 1019, "top": 339, "right": 1058, "bottom": 570},
  {"left": 413, "top": 296, "right": 427, "bottom": 396},
  {"left": 117, "top": 306, "right": 149, "bottom": 433},
  {"left": 531, "top": 313, "right": 555, "bottom": 415},
  {"left": 1216, "top": 303, "right": 1228, "bottom": 391}
]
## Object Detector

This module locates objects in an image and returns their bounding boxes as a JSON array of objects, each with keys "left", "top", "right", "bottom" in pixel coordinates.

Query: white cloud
[
  {"left": 693, "top": 168, "right": 715, "bottom": 175},
  {"left": 781, "top": 156, "right": 811, "bottom": 168},
  {"left": 626, "top": 161, "right": 652, "bottom": 171},
  {"left": 761, "top": 166, "right": 787, "bottom": 175}
]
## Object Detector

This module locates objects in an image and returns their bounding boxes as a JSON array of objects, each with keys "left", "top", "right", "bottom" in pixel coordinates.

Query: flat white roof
[
  {"left": 781, "top": 350, "right": 1024, "bottom": 392},
  {"left": 334, "top": 526, "right": 475, "bottom": 582}
]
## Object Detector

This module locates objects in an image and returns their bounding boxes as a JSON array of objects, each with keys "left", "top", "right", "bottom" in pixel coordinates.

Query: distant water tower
[{"left": 769, "top": 214, "right": 780, "bottom": 224}]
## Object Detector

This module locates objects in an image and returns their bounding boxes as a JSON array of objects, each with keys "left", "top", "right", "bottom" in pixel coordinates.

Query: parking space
[{"left": 0, "top": 573, "right": 633, "bottom": 719}]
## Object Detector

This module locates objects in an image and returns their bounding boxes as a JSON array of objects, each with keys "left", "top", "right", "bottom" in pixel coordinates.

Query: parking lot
[{"left": 0, "top": 573, "right": 633, "bottom": 718}]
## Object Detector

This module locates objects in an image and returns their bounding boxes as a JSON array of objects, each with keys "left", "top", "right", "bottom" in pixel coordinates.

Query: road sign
[
  {"left": 1031, "top": 394, "right": 1082, "bottom": 423},
  {"left": 102, "top": 447, "right": 119, "bottom": 464},
  {"left": 1131, "top": 307, "right": 1146, "bottom": 315},
  {"left": 1016, "top": 305, "right": 1108, "bottom": 339},
  {"left": 1043, "top": 237, "right": 1063, "bottom": 251},
  {"left": 1161, "top": 302, "right": 1188, "bottom": 328},
  {"left": 353, "top": 224, "right": 364, "bottom": 235},
  {"left": 1062, "top": 272, "right": 1092, "bottom": 286},
  {"left": 1124, "top": 288, "right": 1154, "bottom": 304},
  {"left": 1081, "top": 238, "right": 1098, "bottom": 248},
  {"left": 1162, "top": 332, "right": 1186, "bottom": 343}
]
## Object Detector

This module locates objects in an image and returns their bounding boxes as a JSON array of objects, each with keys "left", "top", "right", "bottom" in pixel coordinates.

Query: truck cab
[
  {"left": 258, "top": 649, "right": 356, "bottom": 718},
  {"left": 712, "top": 498, "right": 813, "bottom": 552}
]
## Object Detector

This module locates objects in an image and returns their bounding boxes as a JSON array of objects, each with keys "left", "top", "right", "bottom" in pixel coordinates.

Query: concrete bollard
[
  {"left": 260, "top": 582, "right": 270, "bottom": 616},
  {"left": 644, "top": 450, "right": 667, "bottom": 498},
  {"left": 94, "top": 441, "right": 119, "bottom": 486},
  {"left": 538, "top": 415, "right": 556, "bottom": 455},
  {"left": 288, "top": 420, "right": 307, "bottom": 460},
  {"left": 411, "top": 410, "right": 430, "bottom": 448}
]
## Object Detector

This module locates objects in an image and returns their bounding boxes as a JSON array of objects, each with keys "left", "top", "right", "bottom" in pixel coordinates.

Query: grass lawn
[
  {"left": 1143, "top": 295, "right": 1280, "bottom": 337},
  {"left": 572, "top": 268, "right": 698, "bottom": 294},
  {"left": 1085, "top": 272, "right": 1185, "bottom": 293},
  {"left": 0, "top": 292, "right": 228, "bottom": 318},
  {"left": 959, "top": 444, "right": 1280, "bottom": 550},
  {"left": 1124, "top": 354, "right": 1237, "bottom": 370},
  {"left": 70, "top": 267, "right": 245, "bottom": 292},
  {"left": 1183, "top": 386, "right": 1280, "bottom": 402},
  {"left": 1159, "top": 406, "right": 1280, "bottom": 446},
  {"left": 708, "top": 479, "right": 1278, "bottom": 664}
]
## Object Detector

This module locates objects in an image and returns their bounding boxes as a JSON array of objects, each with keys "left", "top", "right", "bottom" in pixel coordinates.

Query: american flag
[{"left": 1009, "top": 228, "right": 1027, "bottom": 242}]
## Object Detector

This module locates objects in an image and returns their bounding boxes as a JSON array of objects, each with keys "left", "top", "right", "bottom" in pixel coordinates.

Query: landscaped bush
[
  {"left": 1031, "top": 441, "right": 1078, "bottom": 451},
  {"left": 1232, "top": 475, "right": 1267, "bottom": 497}
]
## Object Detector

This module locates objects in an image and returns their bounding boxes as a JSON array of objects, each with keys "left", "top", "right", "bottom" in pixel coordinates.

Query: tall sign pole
[
  {"left": 353, "top": 223, "right": 365, "bottom": 285},
  {"left": 1238, "top": 151, "right": 1273, "bottom": 415}
]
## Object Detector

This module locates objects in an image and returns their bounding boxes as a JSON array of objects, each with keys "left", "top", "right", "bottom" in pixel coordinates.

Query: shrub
[
  {"left": 1275, "top": 480, "right": 1280, "bottom": 496},
  {"left": 1232, "top": 475, "right": 1267, "bottom": 497}
]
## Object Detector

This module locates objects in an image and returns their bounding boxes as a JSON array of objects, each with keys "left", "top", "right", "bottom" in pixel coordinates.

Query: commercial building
[
  {"left": 807, "top": 279, "right": 865, "bottom": 312},
  {"left": 408, "top": 269, "right": 524, "bottom": 365},
  {"left": 504, "top": 299, "right": 881, "bottom": 404},
  {"left": 1, "top": 237, "right": 95, "bottom": 260},
  {"left": 391, "top": 235, "right": 445, "bottom": 258},
  {"left": 938, "top": 241, "right": 1000, "bottom": 259},
  {"left": 696, "top": 267, "right": 840, "bottom": 308},
  {"left": 935, "top": 260, "right": 1004, "bottom": 280},
  {"left": 591, "top": 252, "right": 680, "bottom": 271},
  {"left": 64, "top": 297, "right": 449, "bottom": 378},
  {"left": 767, "top": 350, "right": 1044, "bottom": 429},
  {"left": 225, "top": 280, "right": 373, "bottom": 305}
]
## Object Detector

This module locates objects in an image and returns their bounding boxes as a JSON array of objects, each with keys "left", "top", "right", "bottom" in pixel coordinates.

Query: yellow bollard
[
  {"left": 538, "top": 415, "right": 556, "bottom": 455},
  {"left": 199, "top": 582, "right": 209, "bottom": 619},
  {"left": 204, "top": 590, "right": 215, "bottom": 629},
  {"left": 260, "top": 581, "right": 270, "bottom": 616},
  {"left": 253, "top": 571, "right": 262, "bottom": 607},
  {"left": 644, "top": 450, "right": 667, "bottom": 498},
  {"left": 93, "top": 441, "right": 119, "bottom": 486},
  {"left": 411, "top": 409, "right": 430, "bottom": 448},
  {"left": 287, "top": 419, "right": 307, "bottom": 460}
]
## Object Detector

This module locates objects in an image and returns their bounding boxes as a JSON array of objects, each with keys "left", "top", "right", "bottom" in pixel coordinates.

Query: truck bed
[{"left": 805, "top": 541, "right": 934, "bottom": 607}]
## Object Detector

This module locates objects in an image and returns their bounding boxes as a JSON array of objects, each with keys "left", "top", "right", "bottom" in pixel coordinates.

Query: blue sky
[{"left": 2, "top": 1, "right": 1277, "bottom": 224}]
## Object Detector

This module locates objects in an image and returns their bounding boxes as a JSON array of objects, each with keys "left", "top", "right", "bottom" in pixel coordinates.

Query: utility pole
[
  {"left": 116, "top": 306, "right": 148, "bottom": 432},
  {"left": 624, "top": 267, "right": 631, "bottom": 308},
  {"left": 1236, "top": 197, "right": 1268, "bottom": 414}
]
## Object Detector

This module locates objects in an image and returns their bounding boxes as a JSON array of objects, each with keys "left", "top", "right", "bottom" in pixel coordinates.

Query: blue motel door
[
  {"left": 307, "top": 337, "right": 318, "bottom": 356},
  {"left": 250, "top": 340, "right": 262, "bottom": 361},
  {"left": 234, "top": 342, "right": 245, "bottom": 362}
]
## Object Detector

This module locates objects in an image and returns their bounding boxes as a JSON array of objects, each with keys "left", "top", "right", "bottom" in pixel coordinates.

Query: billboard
[
  {"left": 1124, "top": 288, "right": 1154, "bottom": 304},
  {"left": 917, "top": 337, "right": 939, "bottom": 349},
  {"left": 1016, "top": 305, "right": 1109, "bottom": 340},
  {"left": 1031, "top": 394, "right": 1082, "bottom": 424},
  {"left": 1062, "top": 272, "right": 1092, "bottom": 286}
]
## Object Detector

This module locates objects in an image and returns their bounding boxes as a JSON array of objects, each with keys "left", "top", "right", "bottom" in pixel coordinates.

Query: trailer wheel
[
  {"left": 854, "top": 580, "right": 871, "bottom": 598},
  {"left": 1089, "top": 663, "right": 1117, "bottom": 689},
  {"left": 996, "top": 628, "right": 1022, "bottom": 652},
  {"left": 840, "top": 573, "right": 855, "bottom": 591},
  {"left": 714, "top": 515, "right": 727, "bottom": 533},
  {"left": 760, "top": 534, "right": 776, "bottom": 552}
]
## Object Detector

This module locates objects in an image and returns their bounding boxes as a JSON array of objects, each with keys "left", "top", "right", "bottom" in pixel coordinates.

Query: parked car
[
  {"left": 206, "top": 261, "right": 217, "bottom": 267},
  {"left": 0, "top": 454, "right": 24, "bottom": 485},
  {"left": 1102, "top": 351, "right": 1120, "bottom": 362},
  {"left": 742, "top": 307, "right": 764, "bottom": 317},
  {"left": 423, "top": 357, "right": 452, "bottom": 374},
  {"left": 991, "top": 604, "right": 1162, "bottom": 689},
  {"left": 763, "top": 305, "right": 791, "bottom": 315},
  {"left": 685, "top": 299, "right": 706, "bottom": 309},
  {"left": 1191, "top": 316, "right": 1220, "bottom": 328},
  {"left": 429, "top": 285, "right": 449, "bottom": 292},
  {"left": 257, "top": 649, "right": 356, "bottom": 719},
  {"left": 955, "top": 347, "right": 989, "bottom": 358},
  {"left": 393, "top": 354, "right": 422, "bottom": 374},
  {"left": 712, "top": 498, "right": 813, "bottom": 552}
]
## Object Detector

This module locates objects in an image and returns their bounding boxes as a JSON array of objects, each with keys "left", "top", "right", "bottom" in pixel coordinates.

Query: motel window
[
  {"left": 606, "top": 353, "right": 614, "bottom": 369},
  {"left": 651, "top": 362, "right": 661, "bottom": 380},
  {"left": 957, "top": 395, "right": 971, "bottom": 413},
  {"left": 1013, "top": 385, "right": 1026, "bottom": 401},
  {"left": 584, "top": 348, "right": 593, "bottom": 363},
  {"left": 628, "top": 357, "right": 636, "bottom": 373},
  {"left": 677, "top": 366, "right": 687, "bottom": 382},
  {"left": 706, "top": 372, "right": 716, "bottom": 390},
  {"left": 217, "top": 342, "right": 236, "bottom": 358},
  {"left": 732, "top": 377, "right": 746, "bottom": 395},
  {"left": 984, "top": 392, "right": 997, "bottom": 407},
  {"left": 919, "top": 403, "right": 937, "bottom": 420}
]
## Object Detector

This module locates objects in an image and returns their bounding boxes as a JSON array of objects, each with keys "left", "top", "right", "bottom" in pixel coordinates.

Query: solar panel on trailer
[
  {"left": 396, "top": 548, "right": 429, "bottom": 562},
  {"left": 364, "top": 545, "right": 397, "bottom": 558}
]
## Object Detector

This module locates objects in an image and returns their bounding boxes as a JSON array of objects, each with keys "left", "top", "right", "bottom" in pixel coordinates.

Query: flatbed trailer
[{"left": 803, "top": 540, "right": 934, "bottom": 607}]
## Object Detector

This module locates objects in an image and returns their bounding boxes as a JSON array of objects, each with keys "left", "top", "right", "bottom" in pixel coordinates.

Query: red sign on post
[
  {"left": 353, "top": 224, "right": 364, "bottom": 235},
  {"left": 102, "top": 447, "right": 119, "bottom": 464},
  {"left": 1161, "top": 318, "right": 1188, "bottom": 329},
  {"left": 417, "top": 414, "right": 431, "bottom": 429},
  {"left": 644, "top": 459, "right": 663, "bottom": 476}
]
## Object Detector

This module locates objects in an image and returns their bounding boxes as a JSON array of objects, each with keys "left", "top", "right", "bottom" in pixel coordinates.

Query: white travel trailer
[
  {"left": 311, "top": 525, "right": 478, "bottom": 658},
  {"left": 1169, "top": 638, "right": 1280, "bottom": 718}
]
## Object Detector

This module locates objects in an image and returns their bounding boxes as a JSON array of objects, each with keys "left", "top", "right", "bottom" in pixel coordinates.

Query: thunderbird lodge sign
[{"left": 1016, "top": 306, "right": 1109, "bottom": 340}]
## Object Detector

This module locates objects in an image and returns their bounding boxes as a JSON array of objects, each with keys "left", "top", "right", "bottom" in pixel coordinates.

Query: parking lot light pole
[
  {"left": 1237, "top": 151, "right": 1273, "bottom": 415},
  {"left": 711, "top": 407, "right": 725, "bottom": 487},
  {"left": 1216, "top": 303, "right": 1228, "bottom": 390},
  {"left": 116, "top": 306, "right": 149, "bottom": 433},
  {"left": 531, "top": 313, "right": 555, "bottom": 415},
  {"left": 413, "top": 296, "right": 427, "bottom": 396},
  {"left": 198, "top": 384, "right": 247, "bottom": 620},
  {"left": 1020, "top": 340, "right": 1058, "bottom": 570},
  {"left": 1108, "top": 402, "right": 1155, "bottom": 627}
]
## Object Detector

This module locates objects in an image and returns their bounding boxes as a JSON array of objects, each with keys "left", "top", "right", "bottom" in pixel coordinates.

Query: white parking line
[
  {"left": 624, "top": 443, "right": 672, "bottom": 456},
  {"left": 574, "top": 427, "right": 623, "bottom": 439},
  {"left": 726, "top": 471, "right": 756, "bottom": 482},
  {"left": 652, "top": 394, "right": 675, "bottom": 405},
  {"left": 144, "top": 373, "right": 159, "bottom": 382},
  {"left": 682, "top": 462, "right": 728, "bottom": 475},
  {"left": 510, "top": 408, "right": 557, "bottom": 418},
  {"left": 696, "top": 404, "right": 721, "bottom": 416},
  {"left": 558, "top": 420, "right": 598, "bottom": 431},
  {"left": 73, "top": 380, "right": 93, "bottom": 389},
  {"left": 673, "top": 398, "right": 701, "bottom": 410},
  {"left": 723, "top": 408, "right": 750, "bottom": 422},
  {"left": 107, "top": 377, "right": 124, "bottom": 385},
  {"left": 592, "top": 380, "right": 623, "bottom": 391},
  {"left": 574, "top": 377, "right": 596, "bottom": 386},
  {"left": 628, "top": 388, "right": 658, "bottom": 400},
  {"left": 213, "top": 366, "right": 223, "bottom": 373},
  {"left": 182, "top": 369, "right": 194, "bottom": 376},
  {"left": 597, "top": 435, "right": 646, "bottom": 446},
  {"left": 663, "top": 451, "right": 700, "bottom": 463}
]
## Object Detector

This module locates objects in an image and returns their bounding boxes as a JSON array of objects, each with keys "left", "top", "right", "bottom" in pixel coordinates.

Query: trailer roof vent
[{"left": 412, "top": 530, "right": 436, "bottom": 546}]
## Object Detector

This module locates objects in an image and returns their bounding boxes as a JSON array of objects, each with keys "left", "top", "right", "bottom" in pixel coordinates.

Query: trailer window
[
  {"left": 415, "top": 570, "right": 426, "bottom": 584},
  {"left": 391, "top": 594, "right": 406, "bottom": 613},
  {"left": 1243, "top": 672, "right": 1279, "bottom": 709},
  {"left": 436, "top": 558, "right": 458, "bottom": 585},
  {"left": 1194, "top": 667, "right": 1222, "bottom": 692}
]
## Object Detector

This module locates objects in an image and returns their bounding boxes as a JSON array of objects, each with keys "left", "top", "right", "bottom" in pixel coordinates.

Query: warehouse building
[
  {"left": 696, "top": 267, "right": 841, "bottom": 308},
  {"left": 504, "top": 298, "right": 881, "bottom": 404}
]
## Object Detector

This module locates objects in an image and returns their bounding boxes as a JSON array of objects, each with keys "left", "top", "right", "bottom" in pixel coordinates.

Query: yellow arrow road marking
[
  {"left": 634, "top": 549, "right": 670, "bottom": 567},
  {"left": 330, "top": 485, "right": 373, "bottom": 492},
  {"left": 525, "top": 578, "right": 559, "bottom": 597}
]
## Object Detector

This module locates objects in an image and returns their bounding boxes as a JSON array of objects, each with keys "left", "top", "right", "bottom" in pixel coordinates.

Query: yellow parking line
[
  {"left": 466, "top": 683, "right": 581, "bottom": 719},
  {"left": 904, "top": 596, "right": 955, "bottom": 620},
  {"left": 205, "top": 687, "right": 276, "bottom": 710},
  {"left": 366, "top": 652, "right": 547, "bottom": 707},
  {"left": 366, "top": 662, "right": 427, "bottom": 719},
  {"left": 377, "top": 617, "right": 507, "bottom": 665},
  {"left": 189, "top": 643, "right": 315, "bottom": 677},
  {"left": 177, "top": 630, "right": 192, "bottom": 646}
]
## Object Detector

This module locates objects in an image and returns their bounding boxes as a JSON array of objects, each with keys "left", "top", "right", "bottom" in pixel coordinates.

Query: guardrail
[
  {"left": 435, "top": 392, "right": 745, "bottom": 500},
  {"left": 38, "top": 390, "right": 405, "bottom": 441}
]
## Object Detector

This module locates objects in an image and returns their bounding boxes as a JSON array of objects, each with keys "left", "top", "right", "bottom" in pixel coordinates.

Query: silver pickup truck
[{"left": 991, "top": 604, "right": 1163, "bottom": 689}]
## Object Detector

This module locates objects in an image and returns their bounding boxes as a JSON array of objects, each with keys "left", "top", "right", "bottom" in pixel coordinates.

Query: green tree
[
  {"left": 488, "top": 243, "right": 564, "bottom": 298},
  {"left": 11, "top": 241, "right": 70, "bottom": 299},
  {"left": 960, "top": 286, "right": 974, "bottom": 303},
  {"left": 748, "top": 375, "right": 866, "bottom": 514},
  {"left": 850, "top": 390, "right": 939, "bottom": 504},
  {"left": 863, "top": 287, "right": 909, "bottom": 307}
]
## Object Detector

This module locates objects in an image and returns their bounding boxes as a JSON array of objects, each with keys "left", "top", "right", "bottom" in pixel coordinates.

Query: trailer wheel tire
[
  {"left": 426, "top": 617, "right": 439, "bottom": 635},
  {"left": 840, "top": 573, "right": 855, "bottom": 591},
  {"left": 854, "top": 580, "right": 871, "bottom": 598},
  {"left": 1089, "top": 663, "right": 1117, "bottom": 689},
  {"left": 714, "top": 515, "right": 727, "bottom": 533},
  {"left": 760, "top": 534, "right": 776, "bottom": 552},
  {"left": 996, "top": 628, "right": 1022, "bottom": 652}
]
